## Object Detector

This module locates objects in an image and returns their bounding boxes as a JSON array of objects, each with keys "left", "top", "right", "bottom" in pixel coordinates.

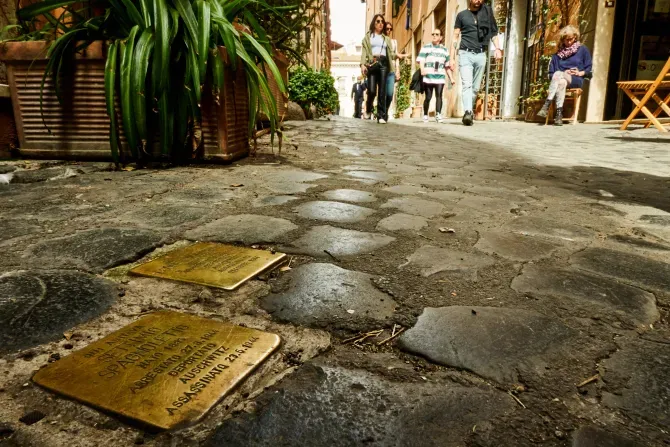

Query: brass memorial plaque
[
  {"left": 129, "top": 242, "right": 286, "bottom": 290},
  {"left": 33, "top": 311, "right": 281, "bottom": 430}
]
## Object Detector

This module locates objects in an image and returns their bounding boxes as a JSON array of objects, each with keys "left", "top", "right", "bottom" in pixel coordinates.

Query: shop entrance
[{"left": 604, "top": 0, "right": 670, "bottom": 120}]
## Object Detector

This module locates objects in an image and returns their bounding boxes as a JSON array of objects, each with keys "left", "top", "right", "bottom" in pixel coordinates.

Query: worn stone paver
[
  {"left": 383, "top": 185, "right": 432, "bottom": 196},
  {"left": 321, "top": 189, "right": 377, "bottom": 203},
  {"left": 572, "top": 426, "right": 646, "bottom": 447},
  {"left": 399, "top": 306, "right": 576, "bottom": 384},
  {"left": 294, "top": 201, "right": 376, "bottom": 223},
  {"left": 0, "top": 270, "right": 118, "bottom": 354},
  {"left": 600, "top": 339, "right": 670, "bottom": 427},
  {"left": 511, "top": 266, "right": 659, "bottom": 325},
  {"left": 504, "top": 216, "right": 595, "bottom": 241},
  {"left": 252, "top": 195, "right": 300, "bottom": 207},
  {"left": 400, "top": 245, "right": 495, "bottom": 278},
  {"left": 184, "top": 214, "right": 298, "bottom": 244},
  {"left": 25, "top": 228, "right": 164, "bottom": 273},
  {"left": 208, "top": 362, "right": 514, "bottom": 447},
  {"left": 376, "top": 213, "right": 428, "bottom": 231},
  {"left": 261, "top": 263, "right": 396, "bottom": 330},
  {"left": 381, "top": 197, "right": 446, "bottom": 218},
  {"left": 475, "top": 231, "right": 562, "bottom": 261},
  {"left": 284, "top": 225, "right": 395, "bottom": 258},
  {"left": 571, "top": 247, "right": 670, "bottom": 292}
]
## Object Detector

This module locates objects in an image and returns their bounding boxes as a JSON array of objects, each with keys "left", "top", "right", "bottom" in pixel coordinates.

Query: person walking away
[
  {"left": 536, "top": 25, "right": 592, "bottom": 126},
  {"left": 417, "top": 29, "right": 455, "bottom": 123},
  {"left": 360, "top": 14, "right": 396, "bottom": 124},
  {"left": 351, "top": 76, "right": 367, "bottom": 118},
  {"left": 383, "top": 21, "right": 409, "bottom": 118},
  {"left": 450, "top": 0, "right": 502, "bottom": 126}
]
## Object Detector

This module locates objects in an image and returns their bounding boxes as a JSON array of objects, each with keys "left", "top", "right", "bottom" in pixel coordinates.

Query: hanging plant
[{"left": 11, "top": 0, "right": 293, "bottom": 163}]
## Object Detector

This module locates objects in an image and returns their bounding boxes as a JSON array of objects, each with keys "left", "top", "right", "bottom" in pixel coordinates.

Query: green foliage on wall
[
  {"left": 288, "top": 67, "right": 339, "bottom": 116},
  {"left": 394, "top": 59, "right": 412, "bottom": 118}
]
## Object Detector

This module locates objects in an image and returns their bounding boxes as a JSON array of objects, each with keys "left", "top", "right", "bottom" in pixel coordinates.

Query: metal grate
[
  {"left": 520, "top": 0, "right": 547, "bottom": 112},
  {"left": 482, "top": 0, "right": 510, "bottom": 120}
]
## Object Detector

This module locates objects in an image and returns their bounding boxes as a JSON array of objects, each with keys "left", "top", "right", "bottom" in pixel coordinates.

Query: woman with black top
[{"left": 360, "top": 14, "right": 396, "bottom": 124}]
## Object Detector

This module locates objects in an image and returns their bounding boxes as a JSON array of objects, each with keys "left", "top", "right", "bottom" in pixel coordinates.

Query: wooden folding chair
[{"left": 617, "top": 56, "right": 670, "bottom": 132}]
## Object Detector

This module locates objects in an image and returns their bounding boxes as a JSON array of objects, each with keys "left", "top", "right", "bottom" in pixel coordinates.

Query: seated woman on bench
[{"left": 537, "top": 25, "right": 592, "bottom": 126}]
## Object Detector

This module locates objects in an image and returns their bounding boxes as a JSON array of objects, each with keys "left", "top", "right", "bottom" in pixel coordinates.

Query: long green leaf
[
  {"left": 138, "top": 0, "right": 152, "bottom": 28},
  {"left": 185, "top": 37, "right": 201, "bottom": 114},
  {"left": 195, "top": 0, "right": 210, "bottom": 85},
  {"left": 241, "top": 31, "right": 285, "bottom": 93},
  {"left": 213, "top": 18, "right": 237, "bottom": 69},
  {"left": 120, "top": 25, "right": 140, "bottom": 158},
  {"left": 173, "top": 0, "right": 198, "bottom": 45},
  {"left": 104, "top": 41, "right": 120, "bottom": 164},
  {"left": 120, "top": 0, "right": 145, "bottom": 27},
  {"left": 152, "top": 0, "right": 170, "bottom": 95},
  {"left": 16, "top": 0, "right": 78, "bottom": 20},
  {"left": 158, "top": 79, "right": 173, "bottom": 155},
  {"left": 132, "top": 29, "right": 154, "bottom": 154},
  {"left": 209, "top": 47, "right": 224, "bottom": 105}
]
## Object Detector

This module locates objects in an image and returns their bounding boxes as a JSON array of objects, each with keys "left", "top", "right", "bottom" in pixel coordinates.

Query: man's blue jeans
[
  {"left": 459, "top": 50, "right": 487, "bottom": 113},
  {"left": 385, "top": 71, "right": 395, "bottom": 116}
]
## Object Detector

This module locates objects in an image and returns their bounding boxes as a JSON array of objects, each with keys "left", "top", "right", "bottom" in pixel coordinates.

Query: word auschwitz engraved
[{"left": 33, "top": 312, "right": 280, "bottom": 429}]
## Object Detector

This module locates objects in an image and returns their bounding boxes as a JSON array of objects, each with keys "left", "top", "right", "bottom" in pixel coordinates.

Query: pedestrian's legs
[
  {"left": 386, "top": 71, "right": 395, "bottom": 116},
  {"left": 546, "top": 71, "right": 571, "bottom": 104},
  {"left": 470, "top": 52, "right": 487, "bottom": 111},
  {"left": 377, "top": 65, "right": 388, "bottom": 121},
  {"left": 434, "top": 84, "right": 445, "bottom": 116},
  {"left": 354, "top": 98, "right": 361, "bottom": 118},
  {"left": 459, "top": 51, "right": 474, "bottom": 113},
  {"left": 366, "top": 71, "right": 379, "bottom": 117},
  {"left": 423, "top": 84, "right": 435, "bottom": 115}
]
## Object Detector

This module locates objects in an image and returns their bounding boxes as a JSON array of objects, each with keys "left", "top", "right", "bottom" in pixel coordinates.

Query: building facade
[
  {"left": 305, "top": 0, "right": 333, "bottom": 70},
  {"left": 365, "top": 0, "right": 669, "bottom": 122}
]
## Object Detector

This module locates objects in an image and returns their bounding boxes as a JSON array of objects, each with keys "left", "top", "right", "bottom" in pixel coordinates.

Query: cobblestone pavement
[{"left": 0, "top": 117, "right": 669, "bottom": 446}]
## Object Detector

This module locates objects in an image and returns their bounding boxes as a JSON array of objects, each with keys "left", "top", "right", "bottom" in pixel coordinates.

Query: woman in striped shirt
[{"left": 417, "top": 29, "right": 455, "bottom": 123}]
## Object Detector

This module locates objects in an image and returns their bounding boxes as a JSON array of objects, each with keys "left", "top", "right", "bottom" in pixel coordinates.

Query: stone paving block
[
  {"left": 600, "top": 339, "right": 670, "bottom": 427},
  {"left": 25, "top": 229, "right": 163, "bottom": 273},
  {"left": 466, "top": 186, "right": 532, "bottom": 202},
  {"left": 381, "top": 197, "right": 446, "bottom": 218},
  {"left": 382, "top": 185, "right": 431, "bottom": 196},
  {"left": 184, "top": 215, "right": 298, "bottom": 244},
  {"left": 0, "top": 219, "right": 42, "bottom": 242},
  {"left": 261, "top": 263, "right": 396, "bottom": 330},
  {"left": 511, "top": 266, "right": 659, "bottom": 325},
  {"left": 321, "top": 189, "right": 377, "bottom": 203},
  {"left": 608, "top": 234, "right": 670, "bottom": 251},
  {"left": 400, "top": 245, "right": 495, "bottom": 277},
  {"left": 475, "top": 231, "right": 562, "bottom": 261},
  {"left": 0, "top": 270, "right": 117, "bottom": 354},
  {"left": 285, "top": 226, "right": 395, "bottom": 258},
  {"left": 571, "top": 247, "right": 670, "bottom": 292},
  {"left": 505, "top": 216, "right": 595, "bottom": 241},
  {"left": 572, "top": 425, "right": 645, "bottom": 447},
  {"left": 294, "top": 201, "right": 376, "bottom": 223},
  {"left": 376, "top": 213, "right": 428, "bottom": 232},
  {"left": 398, "top": 306, "right": 575, "bottom": 384},
  {"left": 639, "top": 215, "right": 670, "bottom": 226},
  {"left": 459, "top": 195, "right": 519, "bottom": 214},
  {"left": 346, "top": 171, "right": 392, "bottom": 182},
  {"left": 266, "top": 170, "right": 328, "bottom": 183},
  {"left": 426, "top": 190, "right": 464, "bottom": 203},
  {"left": 252, "top": 195, "right": 300, "bottom": 207},
  {"left": 208, "top": 363, "right": 514, "bottom": 447},
  {"left": 116, "top": 205, "right": 209, "bottom": 228}
]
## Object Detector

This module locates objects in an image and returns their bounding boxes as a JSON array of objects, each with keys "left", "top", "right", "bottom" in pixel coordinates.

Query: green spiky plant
[{"left": 12, "top": 0, "right": 293, "bottom": 164}]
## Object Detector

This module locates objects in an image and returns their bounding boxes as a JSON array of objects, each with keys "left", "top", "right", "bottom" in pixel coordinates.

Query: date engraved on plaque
[
  {"left": 33, "top": 311, "right": 280, "bottom": 429},
  {"left": 130, "top": 243, "right": 287, "bottom": 290}
]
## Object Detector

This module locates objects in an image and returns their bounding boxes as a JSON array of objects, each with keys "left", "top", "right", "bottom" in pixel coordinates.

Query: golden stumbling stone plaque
[
  {"left": 129, "top": 242, "right": 286, "bottom": 290},
  {"left": 33, "top": 311, "right": 281, "bottom": 430}
]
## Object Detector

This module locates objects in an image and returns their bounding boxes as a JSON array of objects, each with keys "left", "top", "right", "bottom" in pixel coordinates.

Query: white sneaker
[
  {"left": 379, "top": 119, "right": 387, "bottom": 124},
  {"left": 436, "top": 113, "right": 444, "bottom": 123},
  {"left": 422, "top": 115, "right": 429, "bottom": 123}
]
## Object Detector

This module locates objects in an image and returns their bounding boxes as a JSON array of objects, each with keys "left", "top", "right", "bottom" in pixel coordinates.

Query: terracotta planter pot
[
  {"left": 0, "top": 41, "right": 249, "bottom": 162},
  {"left": 524, "top": 99, "right": 546, "bottom": 123},
  {"left": 259, "top": 51, "right": 288, "bottom": 122}
]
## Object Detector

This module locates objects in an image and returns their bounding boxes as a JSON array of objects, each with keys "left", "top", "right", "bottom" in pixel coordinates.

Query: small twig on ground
[
  {"left": 287, "top": 256, "right": 293, "bottom": 268},
  {"left": 391, "top": 324, "right": 397, "bottom": 337},
  {"left": 377, "top": 327, "right": 405, "bottom": 346},
  {"left": 342, "top": 329, "right": 383, "bottom": 345},
  {"left": 324, "top": 250, "right": 340, "bottom": 261},
  {"left": 577, "top": 374, "right": 599, "bottom": 388},
  {"left": 418, "top": 233, "right": 435, "bottom": 242},
  {"left": 508, "top": 391, "right": 526, "bottom": 409}
]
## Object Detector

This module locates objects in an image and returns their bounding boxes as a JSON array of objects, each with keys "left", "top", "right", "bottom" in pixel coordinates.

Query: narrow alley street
[{"left": 1, "top": 118, "right": 669, "bottom": 446}]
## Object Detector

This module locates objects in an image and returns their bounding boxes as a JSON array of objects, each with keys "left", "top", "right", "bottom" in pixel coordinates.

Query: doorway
[{"left": 604, "top": 0, "right": 670, "bottom": 120}]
